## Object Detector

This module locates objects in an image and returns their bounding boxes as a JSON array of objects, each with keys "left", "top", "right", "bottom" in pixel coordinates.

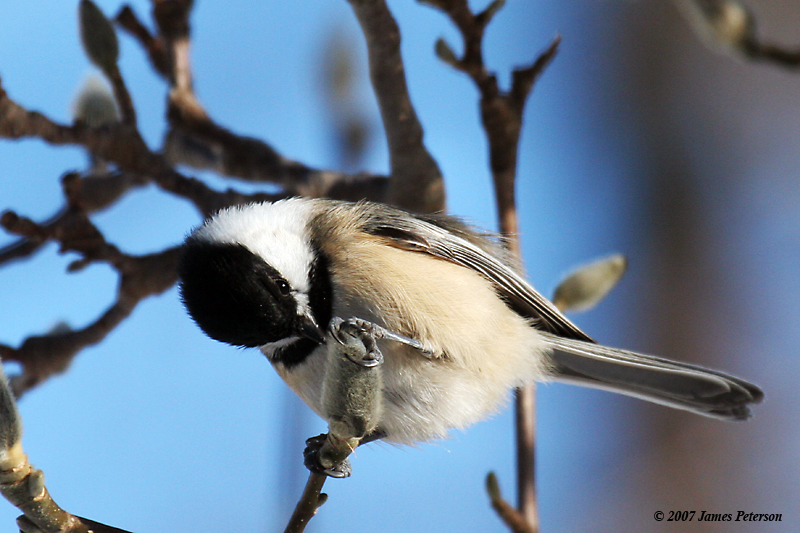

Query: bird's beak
[{"left": 296, "top": 313, "right": 326, "bottom": 344}]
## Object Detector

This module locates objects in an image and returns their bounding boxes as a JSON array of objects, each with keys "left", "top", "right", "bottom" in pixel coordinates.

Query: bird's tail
[{"left": 540, "top": 332, "right": 764, "bottom": 420}]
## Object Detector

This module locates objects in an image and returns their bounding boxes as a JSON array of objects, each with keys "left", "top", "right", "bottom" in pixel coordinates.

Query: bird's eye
[{"left": 276, "top": 279, "right": 292, "bottom": 296}]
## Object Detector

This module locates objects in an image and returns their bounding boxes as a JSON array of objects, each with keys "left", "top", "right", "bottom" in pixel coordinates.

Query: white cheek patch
[{"left": 194, "top": 198, "right": 315, "bottom": 294}]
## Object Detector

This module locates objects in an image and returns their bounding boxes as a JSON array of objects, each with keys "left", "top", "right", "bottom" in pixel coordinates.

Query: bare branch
[
  {"left": 0, "top": 190, "right": 182, "bottom": 397},
  {"left": 0, "top": 363, "right": 133, "bottom": 532},
  {"left": 115, "top": 5, "right": 392, "bottom": 203},
  {"left": 0, "top": 82, "right": 156, "bottom": 172},
  {"left": 0, "top": 301, "right": 133, "bottom": 398},
  {"left": 485, "top": 473, "right": 535, "bottom": 533},
  {"left": 104, "top": 63, "right": 138, "bottom": 127},
  {"left": 509, "top": 37, "right": 560, "bottom": 114},
  {"left": 514, "top": 386, "right": 536, "bottom": 529},
  {"left": 0, "top": 171, "right": 148, "bottom": 267},
  {"left": 115, "top": 5, "right": 170, "bottom": 77},
  {"left": 424, "top": 1, "right": 560, "bottom": 529},
  {"left": 348, "top": 0, "right": 444, "bottom": 213},
  {"left": 0, "top": 83, "right": 317, "bottom": 216},
  {"left": 741, "top": 40, "right": 800, "bottom": 66},
  {"left": 284, "top": 473, "right": 328, "bottom": 533}
]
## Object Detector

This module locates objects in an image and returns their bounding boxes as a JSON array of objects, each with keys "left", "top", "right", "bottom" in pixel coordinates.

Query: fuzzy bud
[
  {"left": 678, "top": 0, "right": 755, "bottom": 52},
  {"left": 79, "top": 0, "right": 119, "bottom": 74},
  {"left": 72, "top": 76, "right": 119, "bottom": 127},
  {"left": 553, "top": 254, "right": 627, "bottom": 313}
]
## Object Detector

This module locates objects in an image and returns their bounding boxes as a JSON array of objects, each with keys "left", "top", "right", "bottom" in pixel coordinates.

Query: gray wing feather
[
  {"left": 540, "top": 332, "right": 764, "bottom": 420},
  {"left": 362, "top": 208, "right": 594, "bottom": 342}
]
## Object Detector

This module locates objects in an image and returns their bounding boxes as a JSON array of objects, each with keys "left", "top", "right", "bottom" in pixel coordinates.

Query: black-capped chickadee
[{"left": 178, "top": 198, "right": 763, "bottom": 448}]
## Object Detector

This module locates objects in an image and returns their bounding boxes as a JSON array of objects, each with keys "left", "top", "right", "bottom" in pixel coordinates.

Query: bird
[{"left": 177, "top": 197, "right": 763, "bottom": 450}]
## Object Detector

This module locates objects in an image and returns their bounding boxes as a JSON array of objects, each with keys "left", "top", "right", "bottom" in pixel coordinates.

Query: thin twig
[
  {"left": 0, "top": 82, "right": 319, "bottom": 216},
  {"left": 284, "top": 472, "right": 328, "bottom": 533},
  {"left": 115, "top": 5, "right": 170, "bottom": 77},
  {"left": 116, "top": 8, "right": 393, "bottom": 199},
  {"left": 0, "top": 196, "right": 182, "bottom": 397},
  {"left": 105, "top": 63, "right": 137, "bottom": 126},
  {"left": 0, "top": 171, "right": 148, "bottom": 267},
  {"left": 485, "top": 473, "right": 535, "bottom": 533}
]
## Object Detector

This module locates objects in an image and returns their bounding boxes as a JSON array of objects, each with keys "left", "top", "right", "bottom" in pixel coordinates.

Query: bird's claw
[
  {"left": 303, "top": 433, "right": 353, "bottom": 479},
  {"left": 329, "top": 317, "right": 384, "bottom": 367}
]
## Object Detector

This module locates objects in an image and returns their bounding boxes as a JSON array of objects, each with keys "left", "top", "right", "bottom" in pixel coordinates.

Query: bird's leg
[
  {"left": 303, "top": 317, "right": 385, "bottom": 478},
  {"left": 332, "top": 316, "right": 433, "bottom": 357}
]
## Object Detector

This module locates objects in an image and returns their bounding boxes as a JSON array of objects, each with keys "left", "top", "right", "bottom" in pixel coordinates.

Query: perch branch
[{"left": 283, "top": 473, "right": 328, "bottom": 533}]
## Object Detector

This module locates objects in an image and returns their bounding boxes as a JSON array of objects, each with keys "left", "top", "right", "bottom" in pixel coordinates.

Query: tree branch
[
  {"left": 114, "top": 5, "right": 392, "bottom": 202},
  {"left": 0, "top": 187, "right": 182, "bottom": 397},
  {"left": 348, "top": 0, "right": 445, "bottom": 213},
  {"left": 115, "top": 5, "right": 170, "bottom": 78},
  {"left": 283, "top": 472, "right": 328, "bottom": 533},
  {"left": 0, "top": 358, "right": 132, "bottom": 532},
  {"left": 485, "top": 473, "right": 535, "bottom": 533},
  {"left": 0, "top": 171, "right": 148, "bottom": 267},
  {"left": 424, "top": 1, "right": 560, "bottom": 529}
]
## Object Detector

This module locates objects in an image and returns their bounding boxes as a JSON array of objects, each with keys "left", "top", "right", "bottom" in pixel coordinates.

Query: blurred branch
[
  {"left": 677, "top": 0, "right": 800, "bottom": 67},
  {"left": 114, "top": 2, "right": 390, "bottom": 200},
  {"left": 320, "top": 29, "right": 372, "bottom": 171},
  {"left": 348, "top": 0, "right": 445, "bottom": 214},
  {"left": 423, "top": 1, "right": 560, "bottom": 530},
  {"left": 0, "top": 81, "right": 157, "bottom": 173},
  {"left": 0, "top": 80, "right": 307, "bottom": 216},
  {"left": 163, "top": 114, "right": 388, "bottom": 200},
  {"left": 115, "top": 5, "right": 170, "bottom": 77},
  {"left": 0, "top": 171, "right": 148, "bottom": 267},
  {"left": 0, "top": 172, "right": 181, "bottom": 397},
  {"left": 1, "top": 300, "right": 135, "bottom": 398}
]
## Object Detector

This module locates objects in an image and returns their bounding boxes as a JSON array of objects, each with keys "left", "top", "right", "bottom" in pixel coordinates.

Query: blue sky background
[{"left": 1, "top": 1, "right": 799, "bottom": 532}]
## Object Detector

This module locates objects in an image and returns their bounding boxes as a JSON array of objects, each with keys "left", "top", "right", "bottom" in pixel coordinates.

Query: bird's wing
[{"left": 361, "top": 208, "right": 594, "bottom": 343}]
